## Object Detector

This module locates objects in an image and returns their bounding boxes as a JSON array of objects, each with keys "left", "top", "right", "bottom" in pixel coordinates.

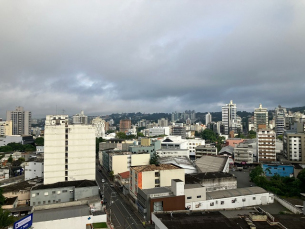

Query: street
[{"left": 96, "top": 168, "right": 143, "bottom": 229}]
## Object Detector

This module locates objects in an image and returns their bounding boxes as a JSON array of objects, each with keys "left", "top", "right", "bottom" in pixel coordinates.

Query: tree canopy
[
  {"left": 0, "top": 188, "right": 15, "bottom": 228},
  {"left": 35, "top": 137, "right": 44, "bottom": 146}
]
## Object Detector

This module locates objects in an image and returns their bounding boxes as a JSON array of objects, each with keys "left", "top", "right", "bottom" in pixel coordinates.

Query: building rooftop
[
  {"left": 142, "top": 187, "right": 171, "bottom": 196},
  {"left": 4, "top": 196, "right": 18, "bottom": 205},
  {"left": 131, "top": 164, "right": 181, "bottom": 172},
  {"left": 219, "top": 146, "right": 234, "bottom": 154},
  {"left": 195, "top": 156, "right": 228, "bottom": 173},
  {"left": 158, "top": 156, "right": 194, "bottom": 166},
  {"left": 206, "top": 187, "right": 267, "bottom": 199},
  {"left": 32, "top": 180, "right": 97, "bottom": 190},
  {"left": 118, "top": 171, "right": 130, "bottom": 179},
  {"left": 185, "top": 172, "right": 235, "bottom": 184},
  {"left": 33, "top": 205, "right": 90, "bottom": 223},
  {"left": 1, "top": 180, "right": 38, "bottom": 193},
  {"left": 184, "top": 184, "right": 203, "bottom": 189}
]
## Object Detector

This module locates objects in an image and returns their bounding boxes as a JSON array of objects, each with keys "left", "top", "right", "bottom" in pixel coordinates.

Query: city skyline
[{"left": 1, "top": 1, "right": 305, "bottom": 118}]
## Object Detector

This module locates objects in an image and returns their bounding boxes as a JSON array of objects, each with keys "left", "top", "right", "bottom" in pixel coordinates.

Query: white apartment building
[
  {"left": 149, "top": 127, "right": 170, "bottom": 137},
  {"left": 72, "top": 110, "right": 88, "bottom": 125},
  {"left": 161, "top": 136, "right": 205, "bottom": 157},
  {"left": 222, "top": 100, "right": 237, "bottom": 135},
  {"left": 91, "top": 117, "right": 106, "bottom": 138},
  {"left": 6, "top": 106, "right": 31, "bottom": 135},
  {"left": 0, "top": 120, "right": 12, "bottom": 136},
  {"left": 109, "top": 153, "right": 150, "bottom": 175},
  {"left": 205, "top": 112, "right": 212, "bottom": 126},
  {"left": 25, "top": 160, "right": 44, "bottom": 180},
  {"left": 257, "top": 129, "right": 276, "bottom": 163},
  {"left": 254, "top": 104, "right": 268, "bottom": 131},
  {"left": 129, "top": 164, "right": 185, "bottom": 198},
  {"left": 44, "top": 115, "right": 96, "bottom": 185}
]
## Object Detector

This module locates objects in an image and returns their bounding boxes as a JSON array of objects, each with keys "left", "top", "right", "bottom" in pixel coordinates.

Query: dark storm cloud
[{"left": 0, "top": 0, "right": 304, "bottom": 118}]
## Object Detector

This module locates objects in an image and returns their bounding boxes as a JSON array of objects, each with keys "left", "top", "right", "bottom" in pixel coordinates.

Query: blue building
[{"left": 262, "top": 164, "right": 294, "bottom": 177}]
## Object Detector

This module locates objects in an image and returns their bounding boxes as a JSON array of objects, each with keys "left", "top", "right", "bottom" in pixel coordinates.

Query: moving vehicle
[{"left": 101, "top": 179, "right": 105, "bottom": 183}]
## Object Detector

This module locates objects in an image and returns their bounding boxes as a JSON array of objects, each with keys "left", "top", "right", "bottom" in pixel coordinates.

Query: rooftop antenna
[{"left": 62, "top": 109, "right": 65, "bottom": 114}]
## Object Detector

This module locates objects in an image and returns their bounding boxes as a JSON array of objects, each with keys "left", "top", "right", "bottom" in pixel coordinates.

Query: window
[
  {"left": 33, "top": 202, "right": 35, "bottom": 205},
  {"left": 43, "top": 201, "right": 46, "bottom": 204},
  {"left": 221, "top": 201, "right": 224, "bottom": 205},
  {"left": 210, "top": 202, "right": 214, "bottom": 206},
  {"left": 187, "top": 197, "right": 192, "bottom": 200},
  {"left": 62, "top": 190, "right": 67, "bottom": 193},
  {"left": 48, "top": 200, "right": 51, "bottom": 203},
  {"left": 53, "top": 200, "right": 56, "bottom": 203},
  {"left": 253, "top": 197, "right": 256, "bottom": 200},
  {"left": 32, "top": 194, "right": 36, "bottom": 197},
  {"left": 44, "top": 192, "right": 48, "bottom": 196},
  {"left": 155, "top": 179, "right": 160, "bottom": 184},
  {"left": 155, "top": 172, "right": 160, "bottom": 177},
  {"left": 57, "top": 191, "right": 61, "bottom": 194},
  {"left": 58, "top": 199, "right": 61, "bottom": 202},
  {"left": 38, "top": 201, "right": 41, "bottom": 205},
  {"left": 36, "top": 193, "right": 39, "bottom": 196},
  {"left": 52, "top": 191, "right": 56, "bottom": 194},
  {"left": 197, "top": 195, "right": 201, "bottom": 198},
  {"left": 242, "top": 198, "right": 246, "bottom": 202}
]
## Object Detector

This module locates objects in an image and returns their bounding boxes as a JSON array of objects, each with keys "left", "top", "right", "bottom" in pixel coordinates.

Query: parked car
[{"left": 102, "top": 179, "right": 105, "bottom": 183}]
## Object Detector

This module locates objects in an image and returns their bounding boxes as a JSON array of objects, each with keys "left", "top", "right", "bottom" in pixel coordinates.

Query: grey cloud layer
[{"left": 0, "top": 1, "right": 304, "bottom": 118}]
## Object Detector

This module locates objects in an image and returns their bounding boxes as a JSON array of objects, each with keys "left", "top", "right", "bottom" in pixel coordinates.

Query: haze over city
[{"left": 1, "top": 1, "right": 305, "bottom": 118}]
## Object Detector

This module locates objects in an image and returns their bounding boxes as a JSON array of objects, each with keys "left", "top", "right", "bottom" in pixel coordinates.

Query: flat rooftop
[
  {"left": 32, "top": 180, "right": 97, "bottom": 190},
  {"left": 1, "top": 180, "right": 39, "bottom": 192},
  {"left": 142, "top": 187, "right": 171, "bottom": 195},
  {"left": 185, "top": 172, "right": 234, "bottom": 184},
  {"left": 33, "top": 205, "right": 90, "bottom": 222},
  {"left": 131, "top": 164, "right": 181, "bottom": 172},
  {"left": 195, "top": 156, "right": 228, "bottom": 173},
  {"left": 206, "top": 187, "right": 267, "bottom": 199}
]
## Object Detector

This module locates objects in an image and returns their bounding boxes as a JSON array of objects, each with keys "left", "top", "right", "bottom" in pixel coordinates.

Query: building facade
[
  {"left": 72, "top": 110, "right": 88, "bottom": 125},
  {"left": 25, "top": 160, "right": 44, "bottom": 180},
  {"left": 91, "top": 117, "right": 106, "bottom": 138},
  {"left": 6, "top": 106, "right": 31, "bottom": 135},
  {"left": 254, "top": 104, "right": 268, "bottom": 131},
  {"left": 205, "top": 112, "right": 212, "bottom": 126},
  {"left": 0, "top": 120, "right": 12, "bottom": 136},
  {"left": 275, "top": 105, "right": 287, "bottom": 136},
  {"left": 120, "top": 119, "right": 131, "bottom": 133},
  {"left": 283, "top": 129, "right": 305, "bottom": 163},
  {"left": 44, "top": 115, "right": 96, "bottom": 184},
  {"left": 257, "top": 129, "right": 276, "bottom": 162},
  {"left": 222, "top": 100, "right": 237, "bottom": 135}
]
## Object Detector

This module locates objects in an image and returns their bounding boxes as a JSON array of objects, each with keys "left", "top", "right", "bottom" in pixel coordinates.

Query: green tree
[
  {"left": 201, "top": 129, "right": 217, "bottom": 143},
  {"left": 35, "top": 137, "right": 44, "bottom": 146},
  {"left": 0, "top": 188, "right": 5, "bottom": 205},
  {"left": 297, "top": 168, "right": 305, "bottom": 192},
  {"left": 0, "top": 146, "right": 13, "bottom": 152},
  {"left": 150, "top": 152, "right": 159, "bottom": 165},
  {"left": 249, "top": 165, "right": 264, "bottom": 181},
  {"left": 23, "top": 144, "right": 36, "bottom": 152},
  {"left": 137, "top": 132, "right": 145, "bottom": 138},
  {"left": 7, "top": 155, "right": 13, "bottom": 163},
  {"left": 0, "top": 208, "right": 15, "bottom": 228},
  {"left": 248, "top": 130, "right": 256, "bottom": 139},
  {"left": 116, "top": 132, "right": 127, "bottom": 139},
  {"left": 6, "top": 143, "right": 23, "bottom": 152}
]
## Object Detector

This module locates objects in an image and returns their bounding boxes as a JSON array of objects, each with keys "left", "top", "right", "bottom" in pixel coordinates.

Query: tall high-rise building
[
  {"left": 158, "top": 118, "right": 168, "bottom": 127},
  {"left": 275, "top": 105, "right": 287, "bottom": 136},
  {"left": 205, "top": 112, "right": 212, "bottom": 126},
  {"left": 44, "top": 115, "right": 95, "bottom": 185},
  {"left": 6, "top": 106, "right": 31, "bottom": 135},
  {"left": 254, "top": 104, "right": 268, "bottom": 132},
  {"left": 120, "top": 119, "right": 131, "bottom": 133},
  {"left": 72, "top": 110, "right": 88, "bottom": 124},
  {"left": 222, "top": 100, "right": 237, "bottom": 135},
  {"left": 257, "top": 128, "right": 276, "bottom": 162}
]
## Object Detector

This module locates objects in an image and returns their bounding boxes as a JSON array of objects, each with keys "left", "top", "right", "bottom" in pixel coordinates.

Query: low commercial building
[
  {"left": 185, "top": 187, "right": 274, "bottom": 211},
  {"left": 129, "top": 164, "right": 185, "bottom": 198},
  {"left": 185, "top": 172, "right": 237, "bottom": 192},
  {"left": 156, "top": 149, "right": 189, "bottom": 158},
  {"left": 2, "top": 180, "right": 38, "bottom": 205},
  {"left": 30, "top": 180, "right": 99, "bottom": 206},
  {"left": 195, "top": 145, "right": 218, "bottom": 158},
  {"left": 149, "top": 127, "right": 170, "bottom": 137},
  {"left": 137, "top": 180, "right": 185, "bottom": 222},
  {"left": 195, "top": 155, "right": 230, "bottom": 173},
  {"left": 262, "top": 164, "right": 294, "bottom": 177}
]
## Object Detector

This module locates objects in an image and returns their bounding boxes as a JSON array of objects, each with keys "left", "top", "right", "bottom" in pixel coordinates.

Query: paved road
[{"left": 96, "top": 169, "right": 143, "bottom": 229}]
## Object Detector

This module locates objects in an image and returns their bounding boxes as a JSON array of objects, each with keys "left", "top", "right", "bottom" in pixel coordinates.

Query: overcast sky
[{"left": 1, "top": 1, "right": 304, "bottom": 118}]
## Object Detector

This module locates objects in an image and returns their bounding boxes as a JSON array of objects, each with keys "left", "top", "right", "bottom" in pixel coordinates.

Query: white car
[{"left": 101, "top": 179, "right": 105, "bottom": 183}]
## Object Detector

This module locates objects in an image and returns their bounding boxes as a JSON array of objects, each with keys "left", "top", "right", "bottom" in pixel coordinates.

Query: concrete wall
[
  {"left": 111, "top": 154, "right": 129, "bottom": 175},
  {"left": 32, "top": 214, "right": 107, "bottom": 229},
  {"left": 185, "top": 186, "right": 206, "bottom": 202},
  {"left": 3, "top": 190, "right": 30, "bottom": 205},
  {"left": 159, "top": 169, "right": 185, "bottom": 187},
  {"left": 30, "top": 186, "right": 75, "bottom": 206},
  {"left": 274, "top": 195, "right": 302, "bottom": 214},
  {"left": 25, "top": 161, "right": 44, "bottom": 180},
  {"left": 200, "top": 177, "right": 237, "bottom": 192},
  {"left": 185, "top": 192, "right": 274, "bottom": 210},
  {"left": 131, "top": 154, "right": 150, "bottom": 167},
  {"left": 75, "top": 186, "right": 99, "bottom": 200}
]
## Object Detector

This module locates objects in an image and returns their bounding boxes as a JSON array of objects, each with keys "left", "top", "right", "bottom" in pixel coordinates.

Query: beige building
[
  {"left": 141, "top": 138, "right": 151, "bottom": 146},
  {"left": 129, "top": 164, "right": 185, "bottom": 198},
  {"left": 254, "top": 104, "right": 268, "bottom": 131},
  {"left": 2, "top": 180, "right": 36, "bottom": 205},
  {"left": 283, "top": 126, "right": 305, "bottom": 163},
  {"left": 6, "top": 106, "right": 31, "bottom": 135},
  {"left": 109, "top": 152, "right": 150, "bottom": 175},
  {"left": 44, "top": 115, "right": 96, "bottom": 185},
  {"left": 257, "top": 129, "right": 276, "bottom": 162},
  {"left": 0, "top": 120, "right": 12, "bottom": 136}
]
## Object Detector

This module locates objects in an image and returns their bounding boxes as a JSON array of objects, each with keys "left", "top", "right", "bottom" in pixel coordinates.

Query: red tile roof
[{"left": 118, "top": 171, "right": 130, "bottom": 179}]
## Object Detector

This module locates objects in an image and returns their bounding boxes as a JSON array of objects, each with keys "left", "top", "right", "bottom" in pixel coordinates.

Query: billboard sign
[{"left": 14, "top": 213, "right": 33, "bottom": 229}]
